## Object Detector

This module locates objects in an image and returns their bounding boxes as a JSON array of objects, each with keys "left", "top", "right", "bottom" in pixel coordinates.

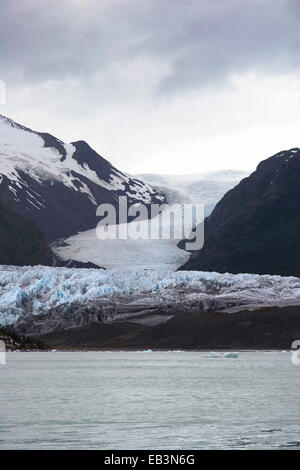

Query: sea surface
[{"left": 0, "top": 351, "right": 299, "bottom": 450}]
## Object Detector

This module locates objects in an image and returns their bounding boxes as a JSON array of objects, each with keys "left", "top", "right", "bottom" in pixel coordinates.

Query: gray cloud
[
  {"left": 2, "top": 0, "right": 300, "bottom": 177},
  {"left": 1, "top": 0, "right": 300, "bottom": 96}
]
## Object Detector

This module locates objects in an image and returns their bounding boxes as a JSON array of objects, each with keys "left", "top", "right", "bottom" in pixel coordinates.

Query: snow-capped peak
[{"left": 0, "top": 114, "right": 166, "bottom": 240}]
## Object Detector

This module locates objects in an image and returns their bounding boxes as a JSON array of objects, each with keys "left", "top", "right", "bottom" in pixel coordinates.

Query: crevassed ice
[{"left": 0, "top": 265, "right": 300, "bottom": 325}]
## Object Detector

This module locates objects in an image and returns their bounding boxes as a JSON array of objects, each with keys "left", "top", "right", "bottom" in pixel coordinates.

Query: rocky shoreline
[{"left": 0, "top": 326, "right": 49, "bottom": 351}]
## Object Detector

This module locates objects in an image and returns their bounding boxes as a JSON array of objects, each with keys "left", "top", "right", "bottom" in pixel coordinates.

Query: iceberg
[
  {"left": 224, "top": 352, "right": 239, "bottom": 358},
  {"left": 208, "top": 351, "right": 222, "bottom": 358}
]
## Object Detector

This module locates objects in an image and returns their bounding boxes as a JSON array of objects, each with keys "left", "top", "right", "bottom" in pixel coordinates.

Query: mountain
[
  {"left": 180, "top": 148, "right": 300, "bottom": 276},
  {"left": 0, "top": 202, "right": 53, "bottom": 266},
  {"left": 0, "top": 114, "right": 166, "bottom": 241}
]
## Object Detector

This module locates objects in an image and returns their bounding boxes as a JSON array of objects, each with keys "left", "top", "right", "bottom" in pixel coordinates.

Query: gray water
[{"left": 0, "top": 351, "right": 299, "bottom": 449}]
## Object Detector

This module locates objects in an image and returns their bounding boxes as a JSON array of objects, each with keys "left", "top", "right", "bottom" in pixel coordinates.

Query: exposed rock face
[
  {"left": 0, "top": 114, "right": 166, "bottom": 241},
  {"left": 181, "top": 148, "right": 300, "bottom": 276}
]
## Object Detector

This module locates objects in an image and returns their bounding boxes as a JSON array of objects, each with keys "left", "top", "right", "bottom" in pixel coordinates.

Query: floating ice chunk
[
  {"left": 208, "top": 351, "right": 222, "bottom": 358},
  {"left": 224, "top": 352, "right": 239, "bottom": 358}
]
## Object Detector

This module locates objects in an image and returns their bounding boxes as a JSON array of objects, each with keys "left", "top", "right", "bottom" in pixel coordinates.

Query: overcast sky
[{"left": 1, "top": 0, "right": 300, "bottom": 174}]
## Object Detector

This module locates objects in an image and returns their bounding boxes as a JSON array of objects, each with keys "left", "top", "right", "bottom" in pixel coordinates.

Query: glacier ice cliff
[{"left": 0, "top": 265, "right": 300, "bottom": 335}]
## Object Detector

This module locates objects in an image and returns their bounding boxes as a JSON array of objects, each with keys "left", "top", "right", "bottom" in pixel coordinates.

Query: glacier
[
  {"left": 53, "top": 203, "right": 198, "bottom": 271},
  {"left": 54, "top": 170, "right": 247, "bottom": 271},
  {"left": 0, "top": 265, "right": 300, "bottom": 331}
]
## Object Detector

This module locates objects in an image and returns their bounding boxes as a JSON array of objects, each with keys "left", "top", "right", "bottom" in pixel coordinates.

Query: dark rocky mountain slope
[
  {"left": 0, "top": 202, "right": 53, "bottom": 266},
  {"left": 181, "top": 148, "right": 300, "bottom": 276}
]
